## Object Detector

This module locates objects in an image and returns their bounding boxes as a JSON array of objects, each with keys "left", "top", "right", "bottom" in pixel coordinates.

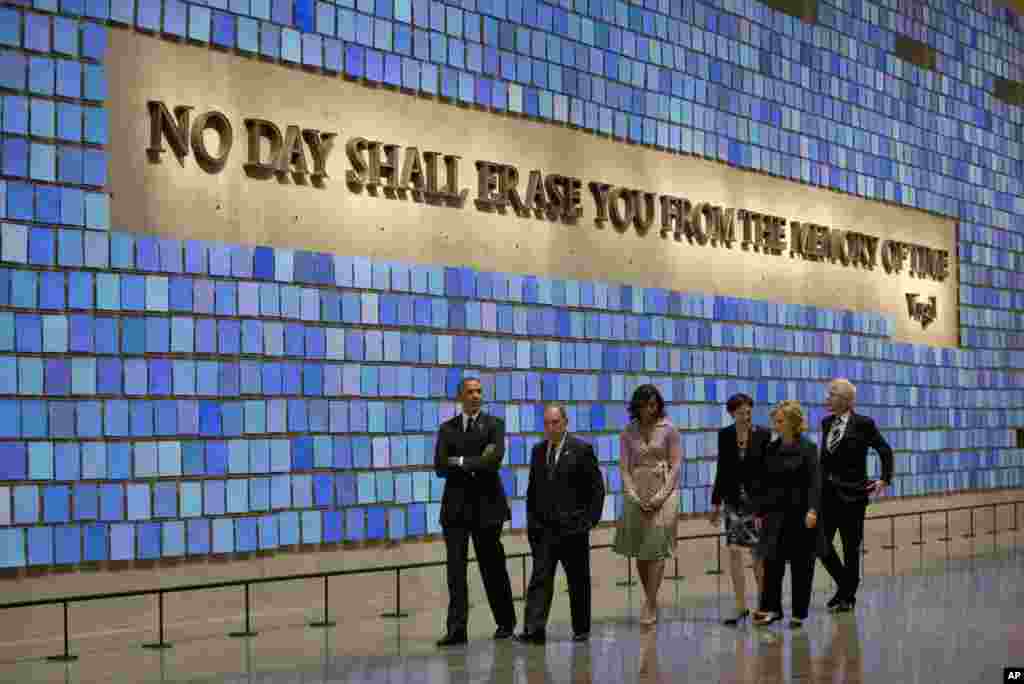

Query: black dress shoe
[
  {"left": 723, "top": 609, "right": 750, "bottom": 626},
  {"left": 493, "top": 626, "right": 515, "bottom": 640},
  {"left": 572, "top": 632, "right": 590, "bottom": 642},
  {"left": 436, "top": 632, "right": 468, "bottom": 647},
  {"left": 828, "top": 593, "right": 857, "bottom": 611},
  {"left": 515, "top": 631, "right": 546, "bottom": 644}
]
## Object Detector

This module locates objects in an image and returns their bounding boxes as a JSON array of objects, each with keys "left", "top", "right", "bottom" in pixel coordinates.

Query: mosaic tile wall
[{"left": 0, "top": 0, "right": 1023, "bottom": 569}]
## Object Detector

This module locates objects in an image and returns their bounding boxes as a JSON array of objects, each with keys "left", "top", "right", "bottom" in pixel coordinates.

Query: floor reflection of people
[
  {"left": 824, "top": 618, "right": 863, "bottom": 682},
  {"left": 638, "top": 630, "right": 670, "bottom": 684},
  {"left": 569, "top": 640, "right": 594, "bottom": 684},
  {"left": 730, "top": 631, "right": 758, "bottom": 683},
  {"left": 439, "top": 649, "right": 471, "bottom": 684},
  {"left": 520, "top": 643, "right": 553, "bottom": 684},
  {"left": 485, "top": 642, "right": 518, "bottom": 684},
  {"left": 753, "top": 626, "right": 784, "bottom": 682},
  {"left": 788, "top": 628, "right": 813, "bottom": 681}
]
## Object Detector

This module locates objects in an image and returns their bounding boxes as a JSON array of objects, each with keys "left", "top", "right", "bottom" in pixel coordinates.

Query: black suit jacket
[
  {"left": 751, "top": 437, "right": 822, "bottom": 515},
  {"left": 434, "top": 412, "right": 510, "bottom": 528},
  {"left": 711, "top": 424, "right": 772, "bottom": 507},
  {"left": 526, "top": 435, "right": 605, "bottom": 536},
  {"left": 820, "top": 412, "right": 894, "bottom": 504},
  {"left": 750, "top": 436, "right": 822, "bottom": 561}
]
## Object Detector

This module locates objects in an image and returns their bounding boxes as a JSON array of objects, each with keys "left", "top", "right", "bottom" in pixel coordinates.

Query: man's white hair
[{"left": 830, "top": 378, "right": 857, "bottom": 402}]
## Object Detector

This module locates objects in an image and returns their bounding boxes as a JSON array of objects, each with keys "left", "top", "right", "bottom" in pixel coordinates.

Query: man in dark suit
[
  {"left": 517, "top": 404, "right": 605, "bottom": 644},
  {"left": 819, "top": 378, "right": 893, "bottom": 612},
  {"left": 434, "top": 376, "right": 516, "bottom": 646}
]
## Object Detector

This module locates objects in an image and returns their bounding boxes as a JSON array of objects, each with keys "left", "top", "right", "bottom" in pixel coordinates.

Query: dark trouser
[
  {"left": 524, "top": 528, "right": 592, "bottom": 635},
  {"left": 819, "top": 493, "right": 867, "bottom": 601},
  {"left": 443, "top": 525, "right": 516, "bottom": 634},
  {"left": 761, "top": 552, "right": 816, "bottom": 619},
  {"left": 759, "top": 513, "right": 816, "bottom": 619}
]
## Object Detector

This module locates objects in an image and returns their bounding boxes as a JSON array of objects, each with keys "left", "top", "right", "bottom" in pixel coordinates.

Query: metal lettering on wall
[{"left": 146, "top": 100, "right": 951, "bottom": 284}]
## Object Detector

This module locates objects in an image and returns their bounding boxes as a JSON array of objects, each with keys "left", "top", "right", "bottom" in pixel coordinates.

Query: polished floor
[{"left": 2, "top": 497, "right": 1023, "bottom": 683}]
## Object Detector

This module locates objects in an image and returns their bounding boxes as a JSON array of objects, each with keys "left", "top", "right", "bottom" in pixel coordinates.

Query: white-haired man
[{"left": 819, "top": 378, "right": 893, "bottom": 613}]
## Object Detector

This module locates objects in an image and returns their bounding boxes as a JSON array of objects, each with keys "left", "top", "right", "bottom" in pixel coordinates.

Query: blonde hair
[{"left": 770, "top": 400, "right": 809, "bottom": 437}]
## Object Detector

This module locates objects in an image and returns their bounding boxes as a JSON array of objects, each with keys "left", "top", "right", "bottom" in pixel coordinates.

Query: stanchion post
[
  {"left": 938, "top": 509, "right": 951, "bottom": 542},
  {"left": 912, "top": 511, "right": 925, "bottom": 546},
  {"left": 311, "top": 576, "right": 337, "bottom": 627},
  {"left": 882, "top": 516, "right": 896, "bottom": 550},
  {"left": 706, "top": 534, "right": 723, "bottom": 576},
  {"left": 1012, "top": 502, "right": 1019, "bottom": 532},
  {"left": 229, "top": 583, "right": 258, "bottom": 637},
  {"left": 47, "top": 601, "right": 78, "bottom": 662},
  {"left": 381, "top": 568, "right": 409, "bottom": 618},
  {"left": 142, "top": 590, "right": 173, "bottom": 649},
  {"left": 991, "top": 503, "right": 998, "bottom": 551},
  {"left": 962, "top": 508, "right": 976, "bottom": 539},
  {"left": 666, "top": 553, "right": 684, "bottom": 582}
]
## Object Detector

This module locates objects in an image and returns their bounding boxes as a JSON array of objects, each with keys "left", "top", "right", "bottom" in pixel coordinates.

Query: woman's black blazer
[{"left": 711, "top": 424, "right": 772, "bottom": 507}]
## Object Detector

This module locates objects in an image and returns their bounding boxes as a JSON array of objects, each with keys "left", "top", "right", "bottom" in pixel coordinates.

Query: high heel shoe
[{"left": 723, "top": 609, "right": 750, "bottom": 626}]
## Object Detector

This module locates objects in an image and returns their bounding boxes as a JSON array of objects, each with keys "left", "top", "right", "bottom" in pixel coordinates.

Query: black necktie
[
  {"left": 466, "top": 416, "right": 475, "bottom": 433},
  {"left": 547, "top": 443, "right": 556, "bottom": 477}
]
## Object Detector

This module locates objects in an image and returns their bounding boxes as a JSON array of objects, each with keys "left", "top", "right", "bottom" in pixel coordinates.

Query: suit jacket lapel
[
  {"left": 823, "top": 415, "right": 837, "bottom": 455},
  {"left": 837, "top": 413, "right": 855, "bottom": 450}
]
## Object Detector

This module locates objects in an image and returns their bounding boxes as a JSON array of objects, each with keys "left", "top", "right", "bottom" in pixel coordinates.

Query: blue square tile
[
  {"left": 0, "top": 442, "right": 26, "bottom": 479},
  {"left": 187, "top": 519, "right": 209, "bottom": 555},
  {"left": 43, "top": 314, "right": 68, "bottom": 352},
  {"left": 39, "top": 272, "right": 65, "bottom": 309},
  {"left": 27, "top": 526, "right": 54, "bottom": 566},
  {"left": 45, "top": 359, "right": 71, "bottom": 395},
  {"left": 82, "top": 523, "right": 106, "bottom": 561},
  {"left": 75, "top": 401, "right": 101, "bottom": 438},
  {"left": 99, "top": 483, "right": 123, "bottom": 521},
  {"left": 162, "top": 520, "right": 185, "bottom": 557}
]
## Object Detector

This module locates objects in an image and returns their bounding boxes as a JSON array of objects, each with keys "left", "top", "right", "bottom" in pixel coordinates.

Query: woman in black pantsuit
[{"left": 751, "top": 400, "right": 821, "bottom": 628}]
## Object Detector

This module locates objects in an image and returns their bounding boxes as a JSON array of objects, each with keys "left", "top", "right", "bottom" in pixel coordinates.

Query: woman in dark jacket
[
  {"left": 709, "top": 393, "right": 772, "bottom": 625},
  {"left": 751, "top": 400, "right": 821, "bottom": 628}
]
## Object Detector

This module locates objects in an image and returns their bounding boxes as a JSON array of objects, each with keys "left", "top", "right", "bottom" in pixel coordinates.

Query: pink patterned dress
[{"left": 613, "top": 419, "right": 683, "bottom": 560}]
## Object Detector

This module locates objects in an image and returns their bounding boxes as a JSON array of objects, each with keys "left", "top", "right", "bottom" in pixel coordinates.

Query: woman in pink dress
[{"left": 613, "top": 384, "right": 683, "bottom": 625}]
